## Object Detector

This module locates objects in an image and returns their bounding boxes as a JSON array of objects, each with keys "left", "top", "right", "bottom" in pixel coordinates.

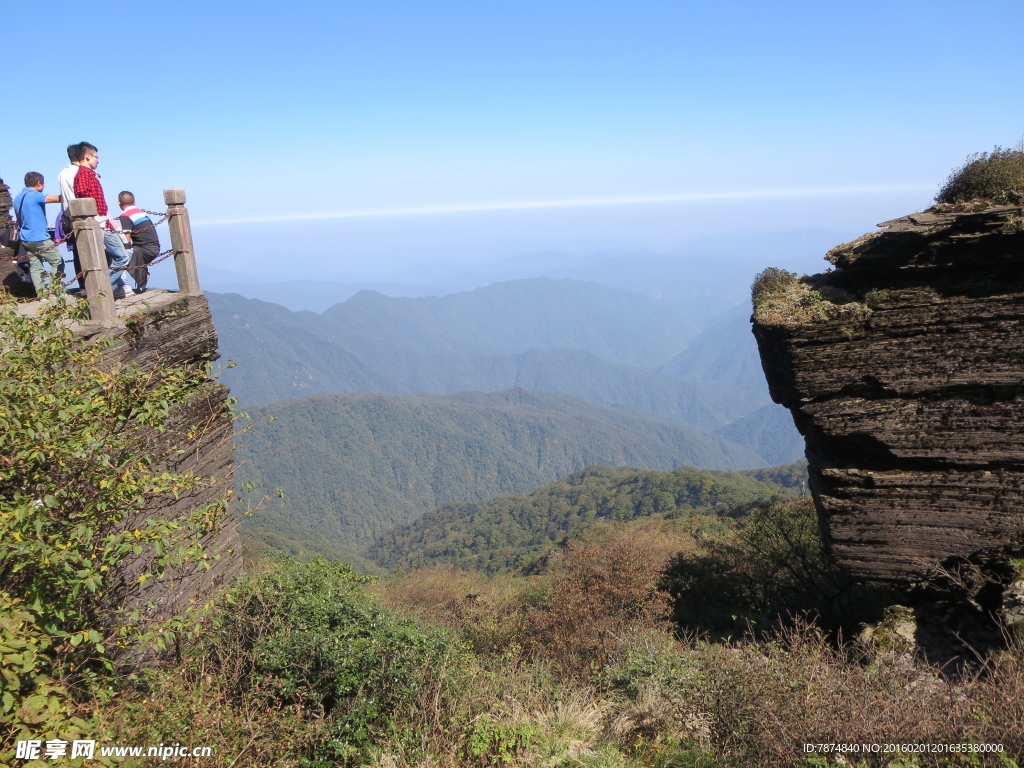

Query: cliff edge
[{"left": 751, "top": 204, "right": 1024, "bottom": 589}]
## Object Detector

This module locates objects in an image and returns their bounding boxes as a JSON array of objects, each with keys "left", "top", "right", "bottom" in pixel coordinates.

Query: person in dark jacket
[{"left": 117, "top": 191, "right": 160, "bottom": 294}]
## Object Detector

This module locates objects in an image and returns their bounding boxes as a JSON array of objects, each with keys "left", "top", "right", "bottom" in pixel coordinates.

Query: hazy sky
[{"left": 6, "top": 0, "right": 1022, "bottom": 281}]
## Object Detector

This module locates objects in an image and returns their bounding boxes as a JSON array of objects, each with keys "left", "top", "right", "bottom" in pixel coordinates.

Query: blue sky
[{"left": 6, "top": 0, "right": 1022, "bottom": 282}]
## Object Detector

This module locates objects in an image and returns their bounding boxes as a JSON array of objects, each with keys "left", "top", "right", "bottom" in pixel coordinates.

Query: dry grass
[
  {"left": 93, "top": 609, "right": 1024, "bottom": 767},
  {"left": 91, "top": 531, "right": 1024, "bottom": 768},
  {"left": 937, "top": 143, "right": 1024, "bottom": 205},
  {"left": 93, "top": 666, "right": 320, "bottom": 767},
  {"left": 751, "top": 268, "right": 870, "bottom": 328},
  {"left": 374, "top": 567, "right": 535, "bottom": 658},
  {"left": 604, "top": 625, "right": 1024, "bottom": 767},
  {"left": 608, "top": 684, "right": 713, "bottom": 751},
  {"left": 527, "top": 689, "right": 611, "bottom": 765}
]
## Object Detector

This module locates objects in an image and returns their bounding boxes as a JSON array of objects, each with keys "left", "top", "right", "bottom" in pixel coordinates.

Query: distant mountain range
[
  {"left": 209, "top": 278, "right": 717, "bottom": 402},
  {"left": 208, "top": 278, "right": 801, "bottom": 440},
  {"left": 234, "top": 389, "right": 769, "bottom": 557},
  {"left": 192, "top": 229, "right": 846, "bottom": 311}
]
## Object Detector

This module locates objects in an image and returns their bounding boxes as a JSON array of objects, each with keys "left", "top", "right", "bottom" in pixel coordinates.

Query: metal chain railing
[
  {"left": 6, "top": 209, "right": 169, "bottom": 259},
  {"left": 7, "top": 206, "right": 182, "bottom": 302},
  {"left": 58, "top": 246, "right": 185, "bottom": 289}
]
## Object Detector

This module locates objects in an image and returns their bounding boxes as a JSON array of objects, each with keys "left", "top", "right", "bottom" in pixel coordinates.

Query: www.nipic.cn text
[{"left": 15, "top": 740, "right": 212, "bottom": 761}]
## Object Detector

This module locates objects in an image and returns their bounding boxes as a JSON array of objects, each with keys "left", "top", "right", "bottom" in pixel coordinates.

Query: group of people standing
[{"left": 11, "top": 141, "right": 161, "bottom": 301}]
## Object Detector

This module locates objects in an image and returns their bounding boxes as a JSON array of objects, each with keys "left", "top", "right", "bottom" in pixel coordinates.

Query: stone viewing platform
[
  {"left": 18, "top": 286, "right": 192, "bottom": 318},
  {"left": 15, "top": 288, "right": 222, "bottom": 370}
]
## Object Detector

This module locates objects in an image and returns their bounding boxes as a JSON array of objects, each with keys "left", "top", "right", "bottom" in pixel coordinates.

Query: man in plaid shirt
[{"left": 72, "top": 143, "right": 130, "bottom": 300}]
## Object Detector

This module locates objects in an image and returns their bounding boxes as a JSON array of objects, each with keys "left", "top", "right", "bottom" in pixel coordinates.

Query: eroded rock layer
[
  {"left": 753, "top": 205, "right": 1024, "bottom": 584},
  {"left": 87, "top": 293, "right": 241, "bottom": 627}
]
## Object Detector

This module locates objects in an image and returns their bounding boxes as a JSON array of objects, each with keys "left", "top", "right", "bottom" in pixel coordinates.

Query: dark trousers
[
  {"left": 70, "top": 238, "right": 85, "bottom": 291},
  {"left": 130, "top": 243, "right": 160, "bottom": 291}
]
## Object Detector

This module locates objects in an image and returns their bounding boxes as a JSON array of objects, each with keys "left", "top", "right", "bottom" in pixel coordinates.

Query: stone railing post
[
  {"left": 70, "top": 198, "right": 117, "bottom": 327},
  {"left": 164, "top": 188, "right": 201, "bottom": 295}
]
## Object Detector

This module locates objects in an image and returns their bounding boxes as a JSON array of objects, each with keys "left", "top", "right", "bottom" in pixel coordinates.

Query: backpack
[
  {"left": 60, "top": 208, "right": 74, "bottom": 239},
  {"left": 1, "top": 194, "right": 26, "bottom": 249},
  {"left": 0, "top": 220, "right": 18, "bottom": 249}
]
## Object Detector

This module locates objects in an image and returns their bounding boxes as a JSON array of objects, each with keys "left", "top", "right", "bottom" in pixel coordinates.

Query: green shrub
[
  {"left": 863, "top": 288, "right": 892, "bottom": 309},
  {"left": 936, "top": 144, "right": 1024, "bottom": 205},
  {"left": 462, "top": 713, "right": 537, "bottom": 766},
  {"left": 0, "top": 595, "right": 105, "bottom": 762},
  {"left": 659, "top": 500, "right": 854, "bottom": 636},
  {"left": 798, "top": 290, "right": 823, "bottom": 307},
  {"left": 198, "top": 557, "right": 466, "bottom": 766},
  {"left": 0, "top": 294, "right": 231, "bottom": 761}
]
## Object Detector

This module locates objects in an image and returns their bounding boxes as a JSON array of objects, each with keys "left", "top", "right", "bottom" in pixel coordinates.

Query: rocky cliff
[
  {"left": 1, "top": 168, "right": 241, "bottom": 650},
  {"left": 752, "top": 204, "right": 1024, "bottom": 590},
  {"left": 90, "top": 293, "right": 242, "bottom": 626}
]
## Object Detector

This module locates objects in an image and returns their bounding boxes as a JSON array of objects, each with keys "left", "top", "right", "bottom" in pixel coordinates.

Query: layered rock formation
[
  {"left": 2, "top": 165, "right": 240, "bottom": 645},
  {"left": 90, "top": 293, "right": 242, "bottom": 625},
  {"left": 752, "top": 204, "right": 1024, "bottom": 588},
  {"left": 0, "top": 176, "right": 29, "bottom": 297},
  {"left": 4, "top": 291, "right": 241, "bottom": 636}
]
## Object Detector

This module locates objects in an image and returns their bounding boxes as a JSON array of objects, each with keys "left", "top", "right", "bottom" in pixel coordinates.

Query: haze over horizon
[{"left": 6, "top": 0, "right": 1022, "bottom": 285}]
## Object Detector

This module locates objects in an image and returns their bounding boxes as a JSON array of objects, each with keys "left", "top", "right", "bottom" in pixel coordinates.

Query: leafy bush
[
  {"left": 660, "top": 499, "right": 855, "bottom": 635},
  {"left": 0, "top": 294, "right": 231, "bottom": 759},
  {"left": 0, "top": 595, "right": 101, "bottom": 761},
  {"left": 863, "top": 288, "right": 892, "bottom": 309},
  {"left": 522, "top": 524, "right": 676, "bottom": 674},
  {"left": 936, "top": 144, "right": 1024, "bottom": 205},
  {"left": 462, "top": 713, "right": 537, "bottom": 766},
  {"left": 196, "top": 557, "right": 466, "bottom": 765}
]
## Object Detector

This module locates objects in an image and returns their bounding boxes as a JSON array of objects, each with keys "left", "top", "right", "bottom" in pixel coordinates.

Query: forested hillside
[
  {"left": 737, "top": 460, "right": 808, "bottom": 489},
  {"left": 240, "top": 509, "right": 381, "bottom": 573},
  {"left": 714, "top": 404, "right": 806, "bottom": 465},
  {"left": 369, "top": 464, "right": 792, "bottom": 573},
  {"left": 235, "top": 389, "right": 766, "bottom": 554}
]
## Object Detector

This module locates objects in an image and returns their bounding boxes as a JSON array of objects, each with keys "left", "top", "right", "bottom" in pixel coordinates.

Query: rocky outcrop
[
  {"left": 102, "top": 293, "right": 242, "bottom": 624},
  {"left": 752, "top": 204, "right": 1024, "bottom": 589},
  {"left": 0, "top": 176, "right": 29, "bottom": 297},
  {"left": 0, "top": 176, "right": 11, "bottom": 227},
  {"left": 53, "top": 292, "right": 243, "bottom": 637}
]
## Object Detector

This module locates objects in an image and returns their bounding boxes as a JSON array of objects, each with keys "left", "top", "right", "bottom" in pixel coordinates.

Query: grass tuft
[{"left": 936, "top": 142, "right": 1024, "bottom": 205}]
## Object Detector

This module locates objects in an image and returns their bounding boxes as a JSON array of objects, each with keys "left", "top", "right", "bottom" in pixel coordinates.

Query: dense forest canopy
[{"left": 370, "top": 463, "right": 800, "bottom": 573}]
